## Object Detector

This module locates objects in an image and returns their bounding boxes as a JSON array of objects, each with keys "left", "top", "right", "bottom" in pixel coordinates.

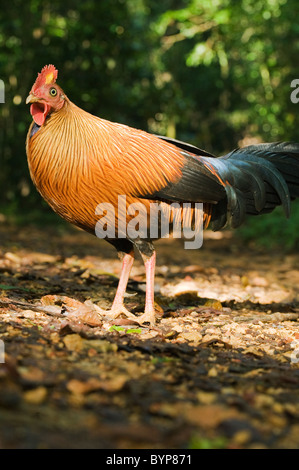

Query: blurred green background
[{"left": 1, "top": 0, "right": 299, "bottom": 247}]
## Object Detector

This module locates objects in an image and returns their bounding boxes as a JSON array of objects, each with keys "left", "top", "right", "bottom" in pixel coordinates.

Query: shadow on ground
[{"left": 0, "top": 222, "right": 298, "bottom": 449}]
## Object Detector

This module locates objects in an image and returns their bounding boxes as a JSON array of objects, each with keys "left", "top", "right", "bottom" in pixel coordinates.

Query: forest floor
[{"left": 0, "top": 222, "right": 298, "bottom": 449}]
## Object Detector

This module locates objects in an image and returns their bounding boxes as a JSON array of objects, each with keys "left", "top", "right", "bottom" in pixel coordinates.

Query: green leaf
[
  {"left": 189, "top": 435, "right": 228, "bottom": 449},
  {"left": 0, "top": 284, "right": 31, "bottom": 292},
  {"left": 214, "top": 9, "right": 230, "bottom": 24},
  {"left": 109, "top": 325, "right": 125, "bottom": 332},
  {"left": 126, "top": 328, "right": 142, "bottom": 334}
]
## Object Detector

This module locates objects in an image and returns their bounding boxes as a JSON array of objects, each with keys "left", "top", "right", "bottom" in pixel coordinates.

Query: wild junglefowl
[{"left": 26, "top": 65, "right": 299, "bottom": 326}]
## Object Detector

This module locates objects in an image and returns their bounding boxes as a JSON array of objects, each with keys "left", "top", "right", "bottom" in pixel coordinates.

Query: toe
[
  {"left": 105, "top": 306, "right": 137, "bottom": 321},
  {"left": 136, "top": 311, "right": 156, "bottom": 327}
]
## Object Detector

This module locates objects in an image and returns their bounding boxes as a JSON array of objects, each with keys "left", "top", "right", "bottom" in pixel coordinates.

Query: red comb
[{"left": 32, "top": 65, "right": 58, "bottom": 92}]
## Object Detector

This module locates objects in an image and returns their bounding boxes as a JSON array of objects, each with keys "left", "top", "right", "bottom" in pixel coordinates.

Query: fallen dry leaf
[{"left": 184, "top": 404, "right": 244, "bottom": 429}]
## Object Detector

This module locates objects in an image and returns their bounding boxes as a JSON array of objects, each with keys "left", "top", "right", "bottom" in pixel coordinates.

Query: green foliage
[
  {"left": 188, "top": 434, "right": 228, "bottom": 449},
  {"left": 237, "top": 200, "right": 299, "bottom": 249},
  {"left": 109, "top": 325, "right": 126, "bottom": 332},
  {"left": 1, "top": 0, "right": 299, "bottom": 246},
  {"left": 151, "top": 0, "right": 299, "bottom": 148},
  {"left": 109, "top": 325, "right": 142, "bottom": 334}
]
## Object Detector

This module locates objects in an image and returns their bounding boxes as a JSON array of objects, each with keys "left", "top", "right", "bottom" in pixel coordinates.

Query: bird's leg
[
  {"left": 104, "top": 250, "right": 137, "bottom": 320},
  {"left": 103, "top": 246, "right": 158, "bottom": 327},
  {"left": 137, "top": 250, "right": 157, "bottom": 327}
]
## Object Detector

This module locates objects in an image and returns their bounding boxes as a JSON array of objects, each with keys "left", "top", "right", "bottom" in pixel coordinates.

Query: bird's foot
[
  {"left": 97, "top": 300, "right": 157, "bottom": 328},
  {"left": 103, "top": 305, "right": 137, "bottom": 322},
  {"left": 70, "top": 300, "right": 158, "bottom": 328},
  {"left": 136, "top": 309, "right": 156, "bottom": 328},
  {"left": 104, "top": 305, "right": 157, "bottom": 328}
]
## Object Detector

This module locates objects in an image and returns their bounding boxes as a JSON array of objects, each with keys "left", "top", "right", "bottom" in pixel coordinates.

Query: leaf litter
[{"left": 0, "top": 223, "right": 299, "bottom": 449}]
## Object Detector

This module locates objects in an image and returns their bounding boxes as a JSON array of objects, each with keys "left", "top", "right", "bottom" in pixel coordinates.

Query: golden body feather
[{"left": 26, "top": 98, "right": 210, "bottom": 238}]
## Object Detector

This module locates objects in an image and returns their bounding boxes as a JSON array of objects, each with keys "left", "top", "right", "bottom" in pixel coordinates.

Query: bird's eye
[{"left": 50, "top": 87, "right": 57, "bottom": 97}]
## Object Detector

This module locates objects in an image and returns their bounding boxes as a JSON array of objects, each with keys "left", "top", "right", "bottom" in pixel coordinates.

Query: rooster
[{"left": 26, "top": 65, "right": 299, "bottom": 326}]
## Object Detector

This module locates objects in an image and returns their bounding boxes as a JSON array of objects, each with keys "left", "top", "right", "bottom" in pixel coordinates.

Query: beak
[{"left": 26, "top": 93, "right": 39, "bottom": 104}]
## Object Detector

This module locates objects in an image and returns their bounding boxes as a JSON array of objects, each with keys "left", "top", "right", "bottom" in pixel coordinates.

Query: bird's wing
[
  {"left": 139, "top": 151, "right": 226, "bottom": 204},
  {"left": 155, "top": 135, "right": 217, "bottom": 158},
  {"left": 136, "top": 135, "right": 226, "bottom": 204}
]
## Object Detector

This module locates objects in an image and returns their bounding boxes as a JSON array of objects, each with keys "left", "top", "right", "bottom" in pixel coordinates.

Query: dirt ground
[{"left": 0, "top": 221, "right": 298, "bottom": 449}]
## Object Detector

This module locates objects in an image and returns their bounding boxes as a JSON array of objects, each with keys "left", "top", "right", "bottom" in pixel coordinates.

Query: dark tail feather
[{"left": 209, "top": 142, "right": 299, "bottom": 230}]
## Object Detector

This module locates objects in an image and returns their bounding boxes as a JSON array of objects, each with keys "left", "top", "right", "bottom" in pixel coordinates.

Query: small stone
[{"left": 23, "top": 386, "right": 47, "bottom": 405}]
